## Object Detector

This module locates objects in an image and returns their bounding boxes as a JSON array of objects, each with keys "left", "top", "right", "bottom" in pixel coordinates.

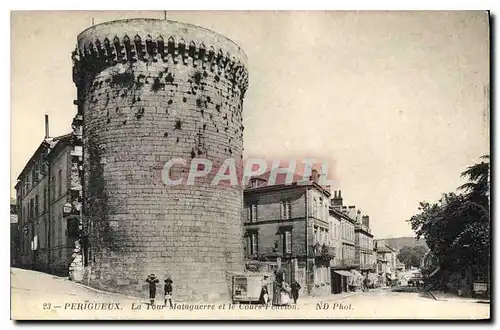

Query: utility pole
[{"left": 164, "top": 11, "right": 167, "bottom": 20}]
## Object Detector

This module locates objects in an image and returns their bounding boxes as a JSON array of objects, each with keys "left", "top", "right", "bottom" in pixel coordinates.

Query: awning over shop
[
  {"left": 349, "top": 269, "right": 364, "bottom": 287},
  {"left": 334, "top": 270, "right": 352, "bottom": 277},
  {"left": 351, "top": 269, "right": 363, "bottom": 278}
]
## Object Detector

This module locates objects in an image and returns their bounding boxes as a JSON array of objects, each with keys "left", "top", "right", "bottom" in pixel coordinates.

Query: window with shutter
[
  {"left": 246, "top": 235, "right": 251, "bottom": 255},
  {"left": 58, "top": 169, "right": 62, "bottom": 198},
  {"left": 250, "top": 203, "right": 257, "bottom": 222},
  {"left": 284, "top": 230, "right": 292, "bottom": 254},
  {"left": 246, "top": 233, "right": 258, "bottom": 255},
  {"left": 35, "top": 194, "right": 39, "bottom": 217},
  {"left": 285, "top": 199, "right": 292, "bottom": 219},
  {"left": 252, "top": 234, "right": 258, "bottom": 255}
]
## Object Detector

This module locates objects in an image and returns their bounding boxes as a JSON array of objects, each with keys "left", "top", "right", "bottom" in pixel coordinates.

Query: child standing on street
[
  {"left": 164, "top": 278, "right": 173, "bottom": 308},
  {"left": 145, "top": 274, "right": 159, "bottom": 305}
]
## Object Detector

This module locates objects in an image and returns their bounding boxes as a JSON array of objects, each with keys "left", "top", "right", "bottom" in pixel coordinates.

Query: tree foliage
[
  {"left": 407, "top": 156, "right": 490, "bottom": 273},
  {"left": 397, "top": 245, "right": 428, "bottom": 268}
]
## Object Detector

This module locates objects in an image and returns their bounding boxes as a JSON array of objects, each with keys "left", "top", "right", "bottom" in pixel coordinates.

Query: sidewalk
[
  {"left": 296, "top": 287, "right": 384, "bottom": 306},
  {"left": 428, "top": 290, "right": 490, "bottom": 304}
]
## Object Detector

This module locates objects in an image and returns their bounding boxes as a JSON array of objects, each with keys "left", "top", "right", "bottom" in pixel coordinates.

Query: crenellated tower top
[{"left": 72, "top": 18, "right": 249, "bottom": 95}]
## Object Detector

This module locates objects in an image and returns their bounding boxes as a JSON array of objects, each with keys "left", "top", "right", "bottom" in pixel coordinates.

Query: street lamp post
[{"left": 62, "top": 203, "right": 73, "bottom": 216}]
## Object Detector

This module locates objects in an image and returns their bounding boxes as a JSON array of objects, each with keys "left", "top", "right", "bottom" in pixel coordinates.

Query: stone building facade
[
  {"left": 328, "top": 205, "right": 342, "bottom": 272},
  {"left": 72, "top": 19, "right": 249, "bottom": 301},
  {"left": 375, "top": 240, "right": 398, "bottom": 286},
  {"left": 355, "top": 215, "right": 375, "bottom": 275},
  {"left": 243, "top": 171, "right": 334, "bottom": 297},
  {"left": 329, "top": 191, "right": 367, "bottom": 293},
  {"left": 14, "top": 115, "right": 83, "bottom": 276},
  {"left": 10, "top": 201, "right": 19, "bottom": 267}
]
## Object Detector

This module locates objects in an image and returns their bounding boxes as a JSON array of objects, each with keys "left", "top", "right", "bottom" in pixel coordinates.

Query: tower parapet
[{"left": 72, "top": 19, "right": 248, "bottom": 97}]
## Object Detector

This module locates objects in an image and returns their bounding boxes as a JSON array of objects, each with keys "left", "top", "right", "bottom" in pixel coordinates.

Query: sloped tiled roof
[{"left": 253, "top": 168, "right": 308, "bottom": 185}]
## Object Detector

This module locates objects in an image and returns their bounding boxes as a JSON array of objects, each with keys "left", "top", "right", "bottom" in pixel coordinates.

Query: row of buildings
[
  {"left": 11, "top": 114, "right": 84, "bottom": 276},
  {"left": 11, "top": 116, "right": 403, "bottom": 298},
  {"left": 241, "top": 169, "right": 402, "bottom": 296}
]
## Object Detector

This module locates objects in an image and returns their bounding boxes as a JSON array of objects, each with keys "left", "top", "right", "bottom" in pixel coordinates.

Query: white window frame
[
  {"left": 247, "top": 203, "right": 258, "bottom": 223},
  {"left": 247, "top": 233, "right": 258, "bottom": 255},
  {"left": 252, "top": 234, "right": 258, "bottom": 254},
  {"left": 281, "top": 199, "right": 292, "bottom": 220},
  {"left": 284, "top": 230, "right": 292, "bottom": 254}
]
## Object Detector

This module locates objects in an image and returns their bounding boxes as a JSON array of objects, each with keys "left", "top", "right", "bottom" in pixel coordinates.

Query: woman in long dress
[
  {"left": 272, "top": 276, "right": 283, "bottom": 306},
  {"left": 272, "top": 269, "right": 285, "bottom": 306}
]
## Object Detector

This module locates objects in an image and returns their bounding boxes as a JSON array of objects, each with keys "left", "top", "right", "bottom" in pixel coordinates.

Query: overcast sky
[{"left": 11, "top": 10, "right": 489, "bottom": 238}]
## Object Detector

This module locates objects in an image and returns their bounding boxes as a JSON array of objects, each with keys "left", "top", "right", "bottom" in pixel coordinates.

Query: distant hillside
[{"left": 375, "top": 237, "right": 428, "bottom": 253}]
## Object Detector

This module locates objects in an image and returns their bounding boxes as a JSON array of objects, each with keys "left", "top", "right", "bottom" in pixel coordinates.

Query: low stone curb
[
  {"left": 428, "top": 290, "right": 491, "bottom": 304},
  {"left": 427, "top": 290, "right": 439, "bottom": 300},
  {"left": 66, "top": 278, "right": 143, "bottom": 301}
]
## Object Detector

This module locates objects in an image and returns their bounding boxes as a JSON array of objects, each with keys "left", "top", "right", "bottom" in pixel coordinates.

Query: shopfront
[{"left": 331, "top": 270, "right": 352, "bottom": 294}]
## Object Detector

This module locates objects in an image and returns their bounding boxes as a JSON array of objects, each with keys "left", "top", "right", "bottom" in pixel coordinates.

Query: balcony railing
[
  {"left": 312, "top": 243, "right": 336, "bottom": 260},
  {"left": 360, "top": 263, "right": 376, "bottom": 271},
  {"left": 337, "top": 259, "right": 360, "bottom": 268}
]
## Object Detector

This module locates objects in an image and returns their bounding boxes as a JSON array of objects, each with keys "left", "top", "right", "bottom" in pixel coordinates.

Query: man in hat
[
  {"left": 146, "top": 274, "right": 159, "bottom": 305},
  {"left": 290, "top": 279, "right": 301, "bottom": 304},
  {"left": 164, "top": 277, "right": 173, "bottom": 308}
]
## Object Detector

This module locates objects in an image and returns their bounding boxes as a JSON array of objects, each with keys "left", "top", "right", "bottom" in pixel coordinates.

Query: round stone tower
[{"left": 72, "top": 19, "right": 249, "bottom": 301}]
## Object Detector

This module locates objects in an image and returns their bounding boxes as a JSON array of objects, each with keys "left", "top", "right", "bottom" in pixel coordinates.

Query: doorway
[{"left": 331, "top": 270, "right": 342, "bottom": 294}]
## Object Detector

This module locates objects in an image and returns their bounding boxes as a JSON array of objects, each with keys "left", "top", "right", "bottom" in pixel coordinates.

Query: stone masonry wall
[
  {"left": 243, "top": 188, "right": 308, "bottom": 258},
  {"left": 72, "top": 19, "right": 249, "bottom": 302}
]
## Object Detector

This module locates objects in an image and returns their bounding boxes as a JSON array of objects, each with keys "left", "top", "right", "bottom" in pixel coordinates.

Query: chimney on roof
[
  {"left": 362, "top": 215, "right": 370, "bottom": 228},
  {"left": 348, "top": 205, "right": 356, "bottom": 219},
  {"left": 332, "top": 190, "right": 343, "bottom": 209},
  {"left": 310, "top": 169, "right": 319, "bottom": 184},
  {"left": 44, "top": 114, "right": 49, "bottom": 139}
]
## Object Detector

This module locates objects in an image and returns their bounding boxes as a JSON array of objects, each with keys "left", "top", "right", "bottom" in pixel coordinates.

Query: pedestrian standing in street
[
  {"left": 290, "top": 280, "right": 301, "bottom": 304},
  {"left": 281, "top": 281, "right": 291, "bottom": 305},
  {"left": 145, "top": 273, "right": 159, "bottom": 305},
  {"left": 363, "top": 276, "right": 369, "bottom": 292},
  {"left": 259, "top": 275, "right": 270, "bottom": 306},
  {"left": 164, "top": 277, "right": 173, "bottom": 308},
  {"left": 272, "top": 270, "right": 283, "bottom": 306}
]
